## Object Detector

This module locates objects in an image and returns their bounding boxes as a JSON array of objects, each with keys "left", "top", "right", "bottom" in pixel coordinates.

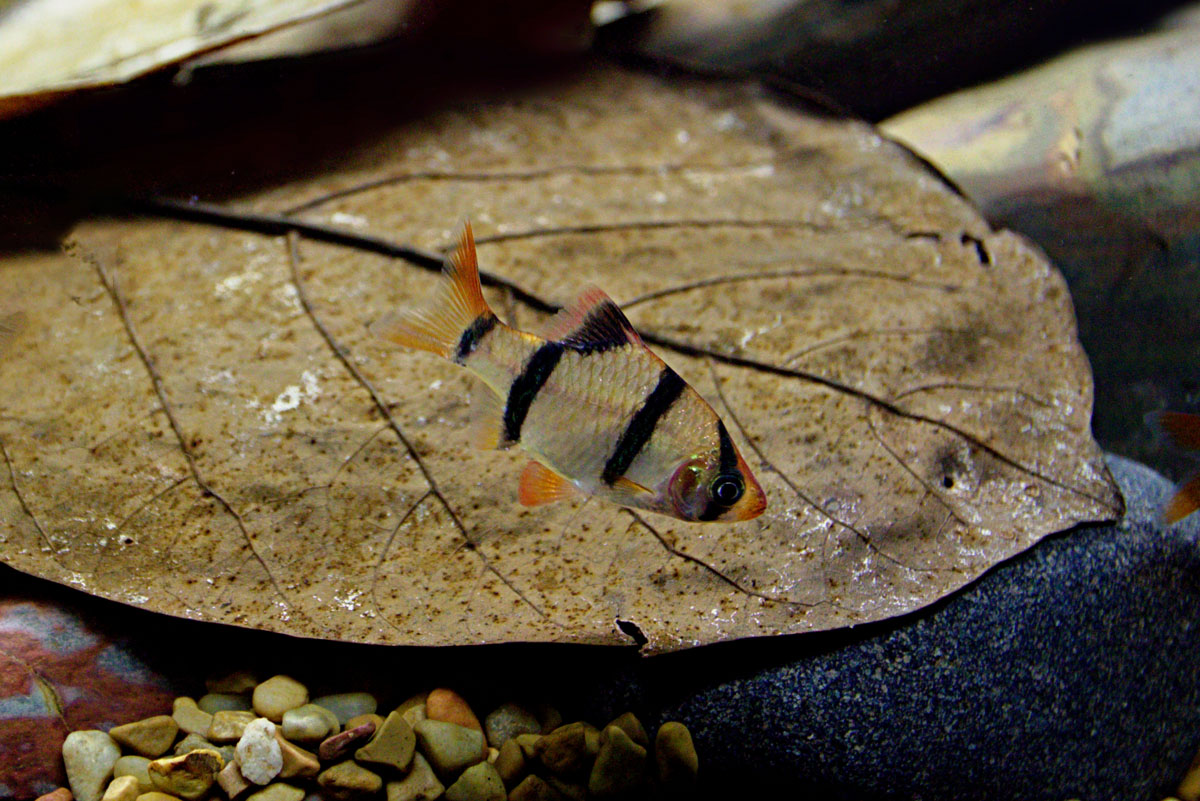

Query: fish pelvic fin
[
  {"left": 1165, "top": 474, "right": 1200, "bottom": 525},
  {"left": 518, "top": 460, "right": 578, "bottom": 506},
  {"left": 371, "top": 220, "right": 494, "bottom": 359}
]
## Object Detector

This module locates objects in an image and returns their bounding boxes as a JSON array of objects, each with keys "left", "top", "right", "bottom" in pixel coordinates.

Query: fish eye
[{"left": 711, "top": 474, "right": 744, "bottom": 505}]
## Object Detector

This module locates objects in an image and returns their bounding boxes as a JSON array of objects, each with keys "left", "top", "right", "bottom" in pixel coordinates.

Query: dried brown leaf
[{"left": 0, "top": 65, "right": 1120, "bottom": 653}]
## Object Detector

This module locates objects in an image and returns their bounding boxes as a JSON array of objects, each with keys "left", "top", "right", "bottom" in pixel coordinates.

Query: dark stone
[{"left": 582, "top": 454, "right": 1200, "bottom": 800}]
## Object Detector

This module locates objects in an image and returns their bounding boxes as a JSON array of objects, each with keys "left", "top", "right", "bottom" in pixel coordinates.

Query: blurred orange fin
[
  {"left": 1164, "top": 474, "right": 1200, "bottom": 525},
  {"left": 518, "top": 460, "right": 577, "bottom": 506},
  {"left": 1154, "top": 411, "right": 1200, "bottom": 452}
]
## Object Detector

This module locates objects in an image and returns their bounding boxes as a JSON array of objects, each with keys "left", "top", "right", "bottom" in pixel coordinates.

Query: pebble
[
  {"left": 533, "top": 705, "right": 563, "bottom": 736},
  {"left": 483, "top": 703, "right": 541, "bottom": 748},
  {"left": 513, "top": 734, "right": 542, "bottom": 760},
  {"left": 1180, "top": 754, "right": 1200, "bottom": 801},
  {"left": 587, "top": 726, "right": 646, "bottom": 799},
  {"left": 543, "top": 776, "right": 586, "bottom": 801},
  {"left": 199, "top": 693, "right": 252, "bottom": 714},
  {"left": 252, "top": 676, "right": 309, "bottom": 723},
  {"left": 395, "top": 694, "right": 427, "bottom": 729},
  {"left": 62, "top": 730, "right": 121, "bottom": 801},
  {"left": 413, "top": 719, "right": 487, "bottom": 776},
  {"left": 444, "top": 762, "right": 506, "bottom": 801},
  {"left": 36, "top": 790, "right": 73, "bottom": 801},
  {"left": 384, "top": 753, "right": 444, "bottom": 801},
  {"left": 216, "top": 760, "right": 250, "bottom": 799},
  {"left": 493, "top": 739, "right": 525, "bottom": 787},
  {"left": 146, "top": 749, "right": 224, "bottom": 800},
  {"left": 317, "top": 722, "right": 375, "bottom": 762},
  {"left": 508, "top": 775, "right": 565, "bottom": 801},
  {"left": 310, "top": 693, "right": 377, "bottom": 726},
  {"left": 654, "top": 722, "right": 697, "bottom": 793},
  {"left": 135, "top": 793, "right": 184, "bottom": 801},
  {"left": 605, "top": 713, "right": 648, "bottom": 749},
  {"left": 206, "top": 671, "right": 258, "bottom": 694},
  {"left": 245, "top": 783, "right": 305, "bottom": 801},
  {"left": 174, "top": 733, "right": 234, "bottom": 766},
  {"left": 100, "top": 776, "right": 140, "bottom": 801},
  {"left": 108, "top": 717, "right": 180, "bottom": 759},
  {"left": 345, "top": 713, "right": 384, "bottom": 732},
  {"left": 235, "top": 718, "right": 283, "bottom": 785},
  {"left": 282, "top": 704, "right": 340, "bottom": 743},
  {"left": 273, "top": 728, "right": 319, "bottom": 779},
  {"left": 209, "top": 710, "right": 257, "bottom": 743},
  {"left": 316, "top": 760, "right": 382, "bottom": 800},
  {"left": 425, "top": 689, "right": 482, "bottom": 732},
  {"left": 354, "top": 711, "right": 415, "bottom": 772},
  {"left": 112, "top": 756, "right": 153, "bottom": 793},
  {"left": 533, "top": 723, "right": 591, "bottom": 777},
  {"left": 172, "top": 698, "right": 214, "bottom": 737}
]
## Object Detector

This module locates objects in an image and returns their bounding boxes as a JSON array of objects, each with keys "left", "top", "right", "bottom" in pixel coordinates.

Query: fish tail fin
[{"left": 371, "top": 220, "right": 494, "bottom": 359}]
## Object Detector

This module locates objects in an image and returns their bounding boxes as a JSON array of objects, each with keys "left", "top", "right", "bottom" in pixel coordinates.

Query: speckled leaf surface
[{"left": 0, "top": 65, "right": 1120, "bottom": 653}]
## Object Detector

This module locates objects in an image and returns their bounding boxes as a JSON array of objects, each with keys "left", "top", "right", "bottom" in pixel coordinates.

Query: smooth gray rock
[{"left": 587, "top": 454, "right": 1200, "bottom": 800}]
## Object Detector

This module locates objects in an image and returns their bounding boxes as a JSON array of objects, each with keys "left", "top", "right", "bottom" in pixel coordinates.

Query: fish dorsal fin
[
  {"left": 540, "top": 287, "right": 644, "bottom": 352},
  {"left": 518, "top": 460, "right": 578, "bottom": 506}
]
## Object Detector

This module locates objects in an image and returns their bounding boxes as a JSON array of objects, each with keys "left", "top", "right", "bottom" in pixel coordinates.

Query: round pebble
[
  {"left": 253, "top": 676, "right": 309, "bottom": 723},
  {"left": 112, "top": 756, "right": 152, "bottom": 793},
  {"left": 100, "top": 775, "right": 140, "bottom": 801},
  {"left": 109, "top": 716, "right": 179, "bottom": 759},
  {"left": 235, "top": 718, "right": 283, "bottom": 785},
  {"left": 146, "top": 749, "right": 223, "bottom": 800},
  {"left": 310, "top": 693, "right": 377, "bottom": 726},
  {"left": 136, "top": 792, "right": 185, "bottom": 801},
  {"left": 483, "top": 703, "right": 541, "bottom": 748},
  {"left": 206, "top": 671, "right": 258, "bottom": 694},
  {"left": 588, "top": 725, "right": 646, "bottom": 799},
  {"left": 395, "top": 694, "right": 427, "bottom": 729},
  {"left": 172, "top": 698, "right": 214, "bottom": 737},
  {"left": 354, "top": 711, "right": 415, "bottom": 772},
  {"left": 384, "top": 753, "right": 443, "bottom": 801},
  {"left": 444, "top": 762, "right": 506, "bottom": 801},
  {"left": 413, "top": 719, "right": 486, "bottom": 776},
  {"left": 317, "top": 760, "right": 382, "bottom": 799},
  {"left": 245, "top": 783, "right": 305, "bottom": 801},
  {"left": 282, "top": 704, "right": 340, "bottom": 743},
  {"left": 62, "top": 730, "right": 121, "bottom": 801},
  {"left": 534, "top": 723, "right": 591, "bottom": 777},
  {"left": 35, "top": 790, "right": 72, "bottom": 801},
  {"left": 493, "top": 739, "right": 525, "bottom": 787},
  {"left": 318, "top": 722, "right": 375, "bottom": 763},
  {"left": 199, "top": 693, "right": 252, "bottom": 715},
  {"left": 426, "top": 689, "right": 482, "bottom": 732},
  {"left": 345, "top": 713, "right": 384, "bottom": 732},
  {"left": 208, "top": 710, "right": 257, "bottom": 743},
  {"left": 654, "top": 721, "right": 698, "bottom": 793},
  {"left": 605, "top": 712, "right": 648, "bottom": 749}
]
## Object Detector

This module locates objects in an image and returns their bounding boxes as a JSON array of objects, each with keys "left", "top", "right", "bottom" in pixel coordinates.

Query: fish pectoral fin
[
  {"left": 613, "top": 476, "right": 653, "bottom": 496},
  {"left": 538, "top": 286, "right": 644, "bottom": 350},
  {"left": 1165, "top": 473, "right": 1200, "bottom": 524},
  {"left": 468, "top": 386, "right": 508, "bottom": 450},
  {"left": 518, "top": 460, "right": 578, "bottom": 506}
]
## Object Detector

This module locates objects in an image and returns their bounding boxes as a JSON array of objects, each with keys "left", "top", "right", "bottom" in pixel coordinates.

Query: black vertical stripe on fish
[
  {"left": 454, "top": 313, "right": 497, "bottom": 363},
  {"left": 504, "top": 343, "right": 564, "bottom": 443},
  {"left": 603, "top": 367, "right": 686, "bottom": 485},
  {"left": 698, "top": 420, "right": 744, "bottom": 521}
]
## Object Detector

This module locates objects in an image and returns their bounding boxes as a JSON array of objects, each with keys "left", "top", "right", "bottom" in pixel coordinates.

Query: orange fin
[
  {"left": 613, "top": 476, "right": 652, "bottom": 495},
  {"left": 468, "top": 387, "right": 508, "bottom": 450},
  {"left": 1165, "top": 474, "right": 1200, "bottom": 525},
  {"left": 1152, "top": 411, "right": 1200, "bottom": 452},
  {"left": 539, "top": 287, "right": 644, "bottom": 350},
  {"left": 370, "top": 220, "right": 493, "bottom": 358},
  {"left": 518, "top": 460, "right": 577, "bottom": 506}
]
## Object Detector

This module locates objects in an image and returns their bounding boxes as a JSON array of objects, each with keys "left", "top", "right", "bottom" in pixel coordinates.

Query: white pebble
[{"left": 235, "top": 718, "right": 282, "bottom": 785}]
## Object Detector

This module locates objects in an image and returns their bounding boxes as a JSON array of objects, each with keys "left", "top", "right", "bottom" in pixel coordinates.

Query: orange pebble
[
  {"left": 425, "top": 688, "right": 482, "bottom": 732},
  {"left": 36, "top": 790, "right": 72, "bottom": 801}
]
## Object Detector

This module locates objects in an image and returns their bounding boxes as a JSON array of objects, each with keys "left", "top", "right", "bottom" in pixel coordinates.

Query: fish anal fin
[
  {"left": 614, "top": 476, "right": 652, "bottom": 495},
  {"left": 369, "top": 220, "right": 492, "bottom": 358},
  {"left": 1165, "top": 473, "right": 1200, "bottom": 524},
  {"left": 1154, "top": 411, "right": 1200, "bottom": 452},
  {"left": 468, "top": 387, "right": 508, "bottom": 450},
  {"left": 518, "top": 460, "right": 577, "bottom": 506},
  {"left": 539, "top": 286, "right": 644, "bottom": 352}
]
